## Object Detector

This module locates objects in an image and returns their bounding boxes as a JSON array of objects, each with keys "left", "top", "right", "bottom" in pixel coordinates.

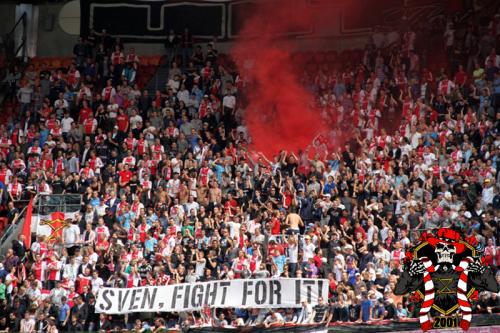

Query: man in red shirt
[
  {"left": 223, "top": 193, "right": 238, "bottom": 216},
  {"left": 79, "top": 100, "right": 92, "bottom": 124},
  {"left": 267, "top": 238, "right": 284, "bottom": 256},
  {"left": 270, "top": 211, "right": 281, "bottom": 235},
  {"left": 454, "top": 64, "right": 467, "bottom": 88},
  {"left": 119, "top": 164, "right": 133, "bottom": 188},
  {"left": 116, "top": 108, "right": 129, "bottom": 140},
  {"left": 83, "top": 113, "right": 97, "bottom": 137}
]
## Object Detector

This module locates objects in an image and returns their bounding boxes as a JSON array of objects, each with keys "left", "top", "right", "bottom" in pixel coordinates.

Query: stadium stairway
[
  {"left": 145, "top": 55, "right": 170, "bottom": 95},
  {"left": 0, "top": 202, "right": 29, "bottom": 259}
]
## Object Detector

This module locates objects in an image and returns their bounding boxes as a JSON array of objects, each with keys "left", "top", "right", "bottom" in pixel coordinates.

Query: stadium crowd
[{"left": 0, "top": 6, "right": 499, "bottom": 333}]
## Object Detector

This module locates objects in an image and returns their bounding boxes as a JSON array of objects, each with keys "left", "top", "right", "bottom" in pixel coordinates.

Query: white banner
[
  {"left": 32, "top": 212, "right": 78, "bottom": 236},
  {"left": 96, "top": 278, "right": 328, "bottom": 314}
]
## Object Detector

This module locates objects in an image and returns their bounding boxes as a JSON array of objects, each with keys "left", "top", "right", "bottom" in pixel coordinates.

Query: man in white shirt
[
  {"left": 222, "top": 90, "right": 236, "bottom": 111},
  {"left": 61, "top": 112, "right": 74, "bottom": 136},
  {"left": 91, "top": 271, "right": 104, "bottom": 295},
  {"left": 482, "top": 179, "right": 494, "bottom": 208},
  {"left": 17, "top": 83, "right": 33, "bottom": 114},
  {"left": 54, "top": 93, "right": 69, "bottom": 111},
  {"left": 302, "top": 235, "right": 316, "bottom": 263},
  {"left": 20, "top": 313, "right": 36, "bottom": 333},
  {"left": 263, "top": 311, "right": 285, "bottom": 328},
  {"left": 297, "top": 299, "right": 314, "bottom": 324},
  {"left": 129, "top": 109, "right": 143, "bottom": 130},
  {"left": 95, "top": 200, "right": 109, "bottom": 217},
  {"left": 185, "top": 196, "right": 200, "bottom": 217},
  {"left": 195, "top": 250, "right": 206, "bottom": 278},
  {"left": 63, "top": 220, "right": 81, "bottom": 256},
  {"left": 49, "top": 281, "right": 67, "bottom": 307},
  {"left": 177, "top": 84, "right": 190, "bottom": 104},
  {"left": 63, "top": 257, "right": 79, "bottom": 282}
]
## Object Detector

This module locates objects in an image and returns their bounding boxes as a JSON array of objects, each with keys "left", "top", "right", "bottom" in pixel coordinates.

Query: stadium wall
[
  {"left": 0, "top": 4, "right": 16, "bottom": 37},
  {"left": 1, "top": 1, "right": 364, "bottom": 58}
]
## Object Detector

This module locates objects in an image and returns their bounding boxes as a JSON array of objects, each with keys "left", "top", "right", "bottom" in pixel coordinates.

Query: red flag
[{"left": 22, "top": 197, "right": 34, "bottom": 249}]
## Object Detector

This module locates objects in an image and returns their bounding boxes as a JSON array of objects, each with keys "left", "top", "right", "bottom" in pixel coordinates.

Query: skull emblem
[{"left": 435, "top": 242, "right": 456, "bottom": 264}]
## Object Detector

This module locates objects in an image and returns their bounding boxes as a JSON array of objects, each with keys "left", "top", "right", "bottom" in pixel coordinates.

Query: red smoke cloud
[{"left": 231, "top": 0, "right": 329, "bottom": 157}]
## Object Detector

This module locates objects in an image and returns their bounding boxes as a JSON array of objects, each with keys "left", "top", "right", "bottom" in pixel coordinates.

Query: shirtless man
[
  {"left": 197, "top": 185, "right": 209, "bottom": 206},
  {"left": 209, "top": 182, "right": 222, "bottom": 205},
  {"left": 285, "top": 211, "right": 304, "bottom": 235}
]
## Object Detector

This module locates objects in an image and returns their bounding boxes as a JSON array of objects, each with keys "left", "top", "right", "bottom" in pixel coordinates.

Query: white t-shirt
[
  {"left": 423, "top": 152, "right": 436, "bottom": 166},
  {"left": 63, "top": 224, "right": 80, "bottom": 248},
  {"left": 302, "top": 243, "right": 316, "bottom": 262},
  {"left": 177, "top": 89, "right": 189, "bottom": 104},
  {"left": 482, "top": 187, "right": 494, "bottom": 206},
  {"left": 50, "top": 287, "right": 67, "bottom": 306},
  {"left": 130, "top": 115, "right": 143, "bottom": 130},
  {"left": 185, "top": 201, "right": 200, "bottom": 217},
  {"left": 223, "top": 95, "right": 236, "bottom": 109},
  {"left": 288, "top": 243, "right": 298, "bottom": 264},
  {"left": 226, "top": 221, "right": 241, "bottom": 240},
  {"left": 91, "top": 277, "right": 104, "bottom": 293},
  {"left": 6, "top": 273, "right": 16, "bottom": 293},
  {"left": 195, "top": 258, "right": 206, "bottom": 278},
  {"left": 61, "top": 117, "right": 74, "bottom": 133}
]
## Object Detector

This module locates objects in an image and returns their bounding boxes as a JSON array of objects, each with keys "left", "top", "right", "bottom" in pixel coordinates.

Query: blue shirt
[
  {"left": 192, "top": 88, "right": 203, "bottom": 102},
  {"left": 58, "top": 303, "right": 70, "bottom": 322},
  {"left": 272, "top": 255, "right": 286, "bottom": 275},
  {"left": 323, "top": 182, "right": 335, "bottom": 195},
  {"left": 189, "top": 135, "right": 199, "bottom": 151},
  {"left": 39, "top": 129, "right": 49, "bottom": 147},
  {"left": 334, "top": 82, "right": 346, "bottom": 99},
  {"left": 144, "top": 237, "right": 157, "bottom": 253},
  {"left": 118, "top": 211, "right": 135, "bottom": 230},
  {"left": 328, "top": 159, "right": 340, "bottom": 172},
  {"left": 146, "top": 213, "right": 158, "bottom": 225},
  {"left": 347, "top": 267, "right": 358, "bottom": 285},
  {"left": 361, "top": 299, "right": 372, "bottom": 322},
  {"left": 214, "top": 164, "right": 224, "bottom": 184},
  {"left": 493, "top": 78, "right": 500, "bottom": 94},
  {"left": 90, "top": 197, "right": 100, "bottom": 207}
]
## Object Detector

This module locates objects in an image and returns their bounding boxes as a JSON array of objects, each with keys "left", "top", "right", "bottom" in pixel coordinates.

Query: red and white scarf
[
  {"left": 418, "top": 257, "right": 435, "bottom": 331},
  {"left": 455, "top": 257, "right": 473, "bottom": 330}
]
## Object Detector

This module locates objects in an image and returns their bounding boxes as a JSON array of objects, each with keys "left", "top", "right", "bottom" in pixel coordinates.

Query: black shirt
[
  {"left": 51, "top": 179, "right": 65, "bottom": 194},
  {"left": 313, "top": 304, "right": 329, "bottom": 322},
  {"left": 7, "top": 207, "right": 19, "bottom": 224}
]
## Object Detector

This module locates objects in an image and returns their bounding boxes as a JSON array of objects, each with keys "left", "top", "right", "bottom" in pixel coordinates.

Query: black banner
[
  {"left": 80, "top": 0, "right": 316, "bottom": 42},
  {"left": 80, "top": 0, "right": 227, "bottom": 42}
]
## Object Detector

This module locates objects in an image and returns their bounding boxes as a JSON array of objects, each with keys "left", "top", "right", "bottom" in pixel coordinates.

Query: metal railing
[{"left": 35, "top": 193, "right": 83, "bottom": 215}]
